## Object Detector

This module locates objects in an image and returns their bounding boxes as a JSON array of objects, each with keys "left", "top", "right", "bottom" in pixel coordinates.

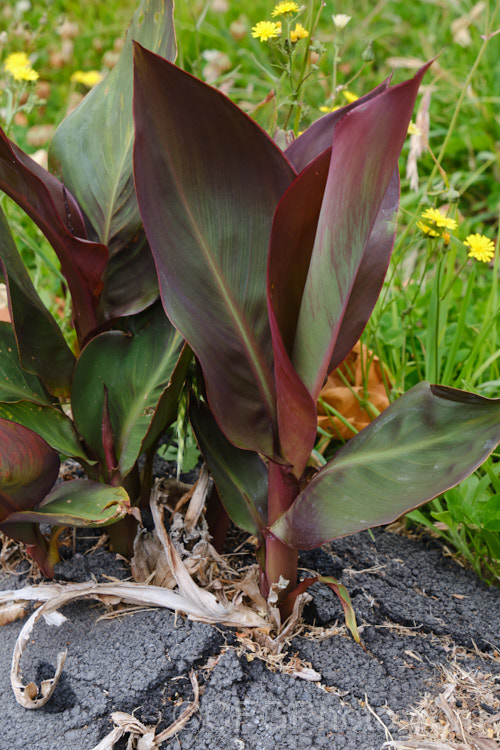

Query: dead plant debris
[
  {"left": 0, "top": 531, "right": 41, "bottom": 580},
  {"left": 385, "top": 653, "right": 500, "bottom": 750},
  {"left": 91, "top": 670, "right": 199, "bottom": 750},
  {"left": 1, "top": 476, "right": 499, "bottom": 750}
]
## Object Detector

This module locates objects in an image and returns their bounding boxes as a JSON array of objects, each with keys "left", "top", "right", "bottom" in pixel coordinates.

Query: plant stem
[
  {"left": 263, "top": 461, "right": 299, "bottom": 617},
  {"left": 283, "top": 0, "right": 324, "bottom": 132}
]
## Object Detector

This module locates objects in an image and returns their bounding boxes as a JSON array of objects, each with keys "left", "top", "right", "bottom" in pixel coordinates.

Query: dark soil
[{"left": 1, "top": 521, "right": 499, "bottom": 750}]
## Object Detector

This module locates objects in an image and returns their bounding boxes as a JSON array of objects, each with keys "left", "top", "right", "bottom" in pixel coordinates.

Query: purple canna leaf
[
  {"left": 133, "top": 43, "right": 296, "bottom": 459},
  {"left": 268, "top": 149, "right": 331, "bottom": 357},
  {"left": 267, "top": 69, "right": 427, "bottom": 472},
  {"left": 284, "top": 78, "right": 391, "bottom": 172},
  {"left": 327, "top": 168, "right": 400, "bottom": 373},
  {"left": 0, "top": 130, "right": 108, "bottom": 342},
  {"left": 267, "top": 160, "right": 399, "bottom": 475},
  {"left": 9, "top": 139, "right": 87, "bottom": 238},
  {"left": 271, "top": 383, "right": 500, "bottom": 549},
  {"left": 0, "top": 206, "right": 75, "bottom": 396},
  {"left": 267, "top": 149, "right": 331, "bottom": 474},
  {"left": 290, "top": 63, "right": 430, "bottom": 402},
  {"left": 0, "top": 417, "right": 59, "bottom": 524}
]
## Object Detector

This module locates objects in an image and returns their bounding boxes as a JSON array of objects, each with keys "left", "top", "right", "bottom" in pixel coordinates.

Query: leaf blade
[
  {"left": 328, "top": 169, "right": 400, "bottom": 372},
  {"left": 291, "top": 65, "right": 430, "bottom": 401},
  {"left": 267, "top": 157, "right": 399, "bottom": 474},
  {"left": 6, "top": 480, "right": 130, "bottom": 527},
  {"left": 71, "top": 303, "right": 185, "bottom": 477},
  {"left": 284, "top": 78, "right": 391, "bottom": 172},
  {"left": 0, "top": 400, "right": 91, "bottom": 464},
  {"left": 267, "top": 149, "right": 331, "bottom": 473},
  {"left": 0, "top": 322, "right": 51, "bottom": 404},
  {"left": 0, "top": 417, "right": 59, "bottom": 523},
  {"left": 0, "top": 206, "right": 75, "bottom": 395},
  {"left": 133, "top": 44, "right": 296, "bottom": 458},
  {"left": 189, "top": 397, "right": 268, "bottom": 538},
  {"left": 0, "top": 131, "right": 108, "bottom": 341},
  {"left": 271, "top": 382, "right": 500, "bottom": 549},
  {"left": 50, "top": 0, "right": 176, "bottom": 319}
]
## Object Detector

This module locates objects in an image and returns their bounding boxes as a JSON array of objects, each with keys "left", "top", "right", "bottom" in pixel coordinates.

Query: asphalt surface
[{"left": 1, "top": 527, "right": 498, "bottom": 749}]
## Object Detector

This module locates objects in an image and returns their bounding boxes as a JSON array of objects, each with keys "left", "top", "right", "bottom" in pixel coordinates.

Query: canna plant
[
  {"left": 0, "top": 0, "right": 499, "bottom": 638},
  {"left": 132, "top": 43, "right": 500, "bottom": 628},
  {"left": 0, "top": 0, "right": 190, "bottom": 574}
]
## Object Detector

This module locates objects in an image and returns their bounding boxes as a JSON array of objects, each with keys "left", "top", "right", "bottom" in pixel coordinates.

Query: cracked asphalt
[{"left": 1, "top": 527, "right": 499, "bottom": 749}]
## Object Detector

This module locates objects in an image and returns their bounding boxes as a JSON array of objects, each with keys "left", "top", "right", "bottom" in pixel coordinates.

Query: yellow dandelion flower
[
  {"left": 319, "top": 104, "right": 340, "bottom": 113},
  {"left": 420, "top": 207, "right": 457, "bottom": 231},
  {"left": 71, "top": 70, "right": 103, "bottom": 87},
  {"left": 407, "top": 122, "right": 421, "bottom": 136},
  {"left": 463, "top": 234, "right": 495, "bottom": 263},
  {"left": 342, "top": 90, "right": 359, "bottom": 104},
  {"left": 251, "top": 21, "right": 281, "bottom": 41},
  {"left": 272, "top": 1, "right": 300, "bottom": 17},
  {"left": 417, "top": 221, "right": 440, "bottom": 238},
  {"left": 290, "top": 23, "right": 309, "bottom": 42},
  {"left": 4, "top": 52, "right": 39, "bottom": 82}
]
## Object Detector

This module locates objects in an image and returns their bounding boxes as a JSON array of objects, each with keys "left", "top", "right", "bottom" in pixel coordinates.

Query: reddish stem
[
  {"left": 101, "top": 385, "right": 121, "bottom": 486},
  {"left": 263, "top": 461, "right": 299, "bottom": 618}
]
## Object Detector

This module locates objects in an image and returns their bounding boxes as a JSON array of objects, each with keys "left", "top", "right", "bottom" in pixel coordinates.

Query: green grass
[{"left": 1, "top": 0, "right": 499, "bottom": 582}]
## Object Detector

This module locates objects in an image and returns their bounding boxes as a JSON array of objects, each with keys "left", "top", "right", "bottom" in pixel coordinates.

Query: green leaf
[
  {"left": 284, "top": 575, "right": 360, "bottom": 643},
  {"left": 140, "top": 341, "right": 192, "bottom": 458},
  {"left": 250, "top": 90, "right": 278, "bottom": 134},
  {"left": 50, "top": 0, "right": 176, "bottom": 318},
  {"left": 406, "top": 508, "right": 437, "bottom": 534},
  {"left": 133, "top": 44, "right": 296, "bottom": 459},
  {"left": 0, "top": 206, "right": 75, "bottom": 395},
  {"left": 189, "top": 397, "right": 267, "bottom": 538},
  {"left": 318, "top": 576, "right": 361, "bottom": 644},
  {"left": 71, "top": 303, "right": 185, "bottom": 477},
  {"left": 0, "top": 400, "right": 91, "bottom": 463},
  {"left": 98, "top": 229, "right": 160, "bottom": 319},
  {"left": 5, "top": 479, "right": 130, "bottom": 527},
  {"left": 483, "top": 530, "right": 500, "bottom": 560},
  {"left": 271, "top": 382, "right": 500, "bottom": 549},
  {"left": 0, "top": 322, "right": 51, "bottom": 403}
]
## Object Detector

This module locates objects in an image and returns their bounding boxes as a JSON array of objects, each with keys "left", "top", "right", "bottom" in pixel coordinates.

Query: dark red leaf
[
  {"left": 133, "top": 44, "right": 296, "bottom": 458},
  {"left": 0, "top": 417, "right": 59, "bottom": 523},
  {"left": 0, "top": 130, "right": 108, "bottom": 341}
]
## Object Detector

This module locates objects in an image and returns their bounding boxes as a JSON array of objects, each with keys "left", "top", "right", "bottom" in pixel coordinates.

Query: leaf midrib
[{"left": 165, "top": 156, "right": 276, "bottom": 427}]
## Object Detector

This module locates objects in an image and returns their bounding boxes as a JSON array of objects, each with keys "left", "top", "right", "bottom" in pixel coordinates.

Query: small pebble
[{"left": 480, "top": 702, "right": 497, "bottom": 715}]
